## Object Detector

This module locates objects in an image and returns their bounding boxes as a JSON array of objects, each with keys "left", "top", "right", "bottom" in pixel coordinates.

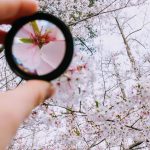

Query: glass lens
[{"left": 12, "top": 20, "right": 66, "bottom": 76}]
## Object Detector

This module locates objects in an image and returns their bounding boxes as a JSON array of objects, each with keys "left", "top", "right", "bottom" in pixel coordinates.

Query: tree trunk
[{"left": 115, "top": 17, "right": 141, "bottom": 81}]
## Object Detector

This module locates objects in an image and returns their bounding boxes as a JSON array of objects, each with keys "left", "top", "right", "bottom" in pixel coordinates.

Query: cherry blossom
[{"left": 12, "top": 20, "right": 66, "bottom": 75}]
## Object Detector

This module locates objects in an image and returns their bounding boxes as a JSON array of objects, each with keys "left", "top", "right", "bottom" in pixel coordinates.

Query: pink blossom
[{"left": 12, "top": 21, "right": 66, "bottom": 75}]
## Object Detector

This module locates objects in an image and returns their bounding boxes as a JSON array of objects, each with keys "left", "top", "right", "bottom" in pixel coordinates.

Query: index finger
[{"left": 0, "top": 0, "right": 38, "bottom": 24}]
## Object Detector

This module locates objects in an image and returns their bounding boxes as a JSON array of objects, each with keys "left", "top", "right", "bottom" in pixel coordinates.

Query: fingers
[
  {"left": 0, "top": 0, "right": 38, "bottom": 44},
  {"left": 1, "top": 80, "right": 55, "bottom": 121},
  {"left": 0, "top": 30, "right": 7, "bottom": 44},
  {"left": 0, "top": 0, "right": 38, "bottom": 24},
  {"left": 0, "top": 80, "right": 55, "bottom": 149}
]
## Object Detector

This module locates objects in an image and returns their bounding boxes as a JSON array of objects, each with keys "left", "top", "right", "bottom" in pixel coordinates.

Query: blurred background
[{"left": 0, "top": 0, "right": 150, "bottom": 149}]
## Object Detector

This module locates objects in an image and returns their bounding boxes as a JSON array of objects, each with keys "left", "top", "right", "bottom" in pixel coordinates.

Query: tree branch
[
  {"left": 77, "top": 36, "right": 93, "bottom": 55},
  {"left": 69, "top": 0, "right": 121, "bottom": 26},
  {"left": 129, "top": 141, "right": 144, "bottom": 149}
]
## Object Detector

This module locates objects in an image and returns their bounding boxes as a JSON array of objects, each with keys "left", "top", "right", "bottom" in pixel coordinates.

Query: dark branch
[
  {"left": 77, "top": 36, "right": 93, "bottom": 55},
  {"left": 125, "top": 125, "right": 142, "bottom": 131},
  {"left": 129, "top": 141, "right": 144, "bottom": 149}
]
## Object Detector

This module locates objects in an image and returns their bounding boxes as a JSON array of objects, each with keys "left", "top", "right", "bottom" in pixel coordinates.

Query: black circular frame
[{"left": 4, "top": 12, "right": 74, "bottom": 81}]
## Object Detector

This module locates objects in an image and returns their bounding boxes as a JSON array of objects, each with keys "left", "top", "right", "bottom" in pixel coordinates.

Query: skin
[{"left": 0, "top": 0, "right": 55, "bottom": 149}]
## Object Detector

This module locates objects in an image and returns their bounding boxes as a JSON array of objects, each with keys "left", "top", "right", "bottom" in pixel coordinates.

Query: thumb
[{"left": 0, "top": 80, "right": 55, "bottom": 149}]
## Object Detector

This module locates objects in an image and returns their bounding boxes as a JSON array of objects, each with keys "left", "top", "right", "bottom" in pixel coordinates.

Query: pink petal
[
  {"left": 36, "top": 57, "right": 54, "bottom": 75},
  {"left": 16, "top": 23, "right": 35, "bottom": 38},
  {"left": 12, "top": 43, "right": 41, "bottom": 70},
  {"left": 55, "top": 29, "right": 65, "bottom": 40},
  {"left": 40, "top": 41, "right": 66, "bottom": 69},
  {"left": 48, "top": 27, "right": 65, "bottom": 40},
  {"left": 13, "top": 43, "right": 34, "bottom": 60},
  {"left": 25, "top": 48, "right": 41, "bottom": 70}
]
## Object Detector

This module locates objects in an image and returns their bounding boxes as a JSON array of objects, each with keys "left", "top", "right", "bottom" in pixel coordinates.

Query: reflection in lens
[{"left": 12, "top": 20, "right": 66, "bottom": 76}]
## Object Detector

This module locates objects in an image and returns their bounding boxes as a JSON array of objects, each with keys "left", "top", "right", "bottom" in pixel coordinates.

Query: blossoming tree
[{"left": 0, "top": 0, "right": 150, "bottom": 149}]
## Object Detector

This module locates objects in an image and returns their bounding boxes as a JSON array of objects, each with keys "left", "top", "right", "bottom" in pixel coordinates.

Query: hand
[{"left": 0, "top": 0, "right": 55, "bottom": 149}]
